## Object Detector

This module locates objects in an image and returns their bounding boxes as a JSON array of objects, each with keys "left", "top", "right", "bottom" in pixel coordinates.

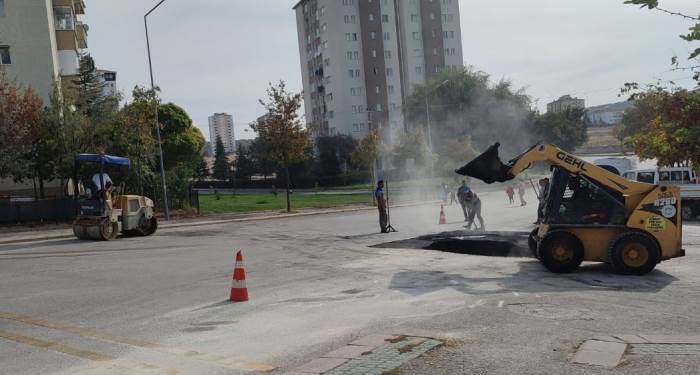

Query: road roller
[{"left": 72, "top": 153, "right": 158, "bottom": 241}]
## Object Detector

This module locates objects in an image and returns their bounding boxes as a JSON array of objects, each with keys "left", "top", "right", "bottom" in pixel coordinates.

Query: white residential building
[
  {"left": 208, "top": 113, "right": 236, "bottom": 154},
  {"left": 96, "top": 69, "right": 117, "bottom": 98},
  {"left": 293, "top": 0, "right": 463, "bottom": 144},
  {"left": 0, "top": 0, "right": 88, "bottom": 104}
]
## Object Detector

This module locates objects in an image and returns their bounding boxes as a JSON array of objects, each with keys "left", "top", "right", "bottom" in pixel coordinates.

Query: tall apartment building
[
  {"left": 546, "top": 95, "right": 585, "bottom": 114},
  {"left": 293, "top": 0, "right": 462, "bottom": 143},
  {"left": 0, "top": 0, "right": 88, "bottom": 103},
  {"left": 208, "top": 113, "right": 236, "bottom": 154}
]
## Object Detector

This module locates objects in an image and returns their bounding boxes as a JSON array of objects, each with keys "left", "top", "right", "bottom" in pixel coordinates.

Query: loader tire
[
  {"left": 528, "top": 228, "right": 539, "bottom": 259},
  {"left": 608, "top": 232, "right": 659, "bottom": 275},
  {"left": 537, "top": 231, "right": 583, "bottom": 273}
]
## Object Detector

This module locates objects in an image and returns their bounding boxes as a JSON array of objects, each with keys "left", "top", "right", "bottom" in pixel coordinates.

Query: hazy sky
[{"left": 83, "top": 0, "right": 698, "bottom": 141}]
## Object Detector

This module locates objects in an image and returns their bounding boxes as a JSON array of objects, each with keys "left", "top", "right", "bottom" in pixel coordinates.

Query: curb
[{"left": 0, "top": 200, "right": 438, "bottom": 245}]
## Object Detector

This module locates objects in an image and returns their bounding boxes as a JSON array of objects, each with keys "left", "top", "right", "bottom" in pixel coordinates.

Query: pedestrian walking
[
  {"left": 449, "top": 189, "right": 457, "bottom": 206},
  {"left": 518, "top": 181, "right": 527, "bottom": 206},
  {"left": 506, "top": 186, "right": 515, "bottom": 204},
  {"left": 375, "top": 180, "right": 388, "bottom": 233}
]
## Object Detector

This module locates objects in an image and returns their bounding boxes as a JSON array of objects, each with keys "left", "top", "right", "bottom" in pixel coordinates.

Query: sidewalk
[{"left": 0, "top": 200, "right": 438, "bottom": 245}]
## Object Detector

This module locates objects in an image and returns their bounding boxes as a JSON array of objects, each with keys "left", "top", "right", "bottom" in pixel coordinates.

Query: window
[
  {"left": 375, "top": 86, "right": 380, "bottom": 93},
  {"left": 351, "top": 15, "right": 356, "bottom": 23},
  {"left": 0, "top": 47, "right": 10, "bottom": 65},
  {"left": 413, "top": 48, "right": 422, "bottom": 56},
  {"left": 329, "top": 110, "right": 334, "bottom": 119},
  {"left": 384, "top": 50, "right": 392, "bottom": 59},
  {"left": 320, "top": 6, "right": 325, "bottom": 16},
  {"left": 321, "top": 23, "right": 327, "bottom": 32},
  {"left": 326, "top": 93, "right": 333, "bottom": 101},
  {"left": 431, "top": 29, "right": 436, "bottom": 38},
  {"left": 0, "top": 0, "right": 5, "bottom": 17},
  {"left": 383, "top": 32, "right": 390, "bottom": 41},
  {"left": 360, "top": 122, "right": 366, "bottom": 130},
  {"left": 369, "top": 13, "right": 374, "bottom": 21},
  {"left": 54, "top": 7, "right": 74, "bottom": 30},
  {"left": 352, "top": 106, "right": 358, "bottom": 114},
  {"left": 324, "top": 58, "right": 330, "bottom": 66},
  {"left": 382, "top": 14, "right": 389, "bottom": 23},
  {"left": 353, "top": 51, "right": 359, "bottom": 59},
  {"left": 387, "top": 85, "right": 395, "bottom": 94},
  {"left": 353, "top": 123, "right": 359, "bottom": 132},
  {"left": 415, "top": 66, "right": 423, "bottom": 74},
  {"left": 376, "top": 104, "right": 382, "bottom": 112},
  {"left": 410, "top": 14, "right": 419, "bottom": 22},
  {"left": 358, "top": 105, "right": 364, "bottom": 112},
  {"left": 372, "top": 49, "right": 377, "bottom": 57},
  {"left": 342, "top": 0, "right": 355, "bottom": 5},
  {"left": 346, "top": 51, "right": 353, "bottom": 60},
  {"left": 637, "top": 172, "right": 655, "bottom": 184},
  {"left": 350, "top": 88, "right": 357, "bottom": 96},
  {"left": 355, "top": 69, "right": 360, "bottom": 77},
  {"left": 390, "top": 103, "right": 398, "bottom": 111},
  {"left": 344, "top": 15, "right": 350, "bottom": 23},
  {"left": 412, "top": 32, "right": 420, "bottom": 40},
  {"left": 373, "top": 67, "right": 378, "bottom": 75},
  {"left": 370, "top": 31, "right": 376, "bottom": 40},
  {"left": 322, "top": 41, "right": 328, "bottom": 49},
  {"left": 430, "top": 12, "right": 435, "bottom": 20},
  {"left": 352, "top": 33, "right": 358, "bottom": 41},
  {"left": 348, "top": 69, "right": 354, "bottom": 78},
  {"left": 346, "top": 33, "right": 352, "bottom": 41},
  {"left": 386, "top": 67, "right": 393, "bottom": 76},
  {"left": 433, "top": 48, "right": 437, "bottom": 55}
]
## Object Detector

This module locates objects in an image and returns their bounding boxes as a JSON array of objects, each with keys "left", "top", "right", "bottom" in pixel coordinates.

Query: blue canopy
[{"left": 74, "top": 154, "right": 131, "bottom": 166}]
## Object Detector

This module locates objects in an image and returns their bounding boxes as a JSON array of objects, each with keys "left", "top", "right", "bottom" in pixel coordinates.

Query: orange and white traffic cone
[
  {"left": 230, "top": 250, "right": 249, "bottom": 302},
  {"left": 439, "top": 204, "right": 447, "bottom": 225}
]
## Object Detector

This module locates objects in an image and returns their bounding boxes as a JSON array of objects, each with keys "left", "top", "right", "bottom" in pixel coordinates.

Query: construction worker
[
  {"left": 457, "top": 181, "right": 472, "bottom": 222},
  {"left": 463, "top": 190, "right": 485, "bottom": 231},
  {"left": 375, "top": 180, "right": 388, "bottom": 233}
]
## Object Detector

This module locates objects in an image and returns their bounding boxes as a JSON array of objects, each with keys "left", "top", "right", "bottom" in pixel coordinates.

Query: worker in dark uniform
[
  {"left": 375, "top": 180, "right": 388, "bottom": 233},
  {"left": 463, "top": 190, "right": 485, "bottom": 231}
]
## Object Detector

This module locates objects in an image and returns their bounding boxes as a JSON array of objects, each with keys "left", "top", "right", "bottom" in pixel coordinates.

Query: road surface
[{"left": 1, "top": 187, "right": 700, "bottom": 374}]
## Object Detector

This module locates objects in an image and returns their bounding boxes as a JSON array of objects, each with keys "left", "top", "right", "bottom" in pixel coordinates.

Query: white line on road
[
  {"left": 498, "top": 300, "right": 504, "bottom": 308},
  {"left": 469, "top": 299, "right": 485, "bottom": 308},
  {"left": 512, "top": 292, "right": 520, "bottom": 296}
]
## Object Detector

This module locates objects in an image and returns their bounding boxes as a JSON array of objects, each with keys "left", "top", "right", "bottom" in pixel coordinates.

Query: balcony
[
  {"left": 73, "top": 0, "right": 86, "bottom": 15},
  {"left": 76, "top": 22, "right": 88, "bottom": 49}
]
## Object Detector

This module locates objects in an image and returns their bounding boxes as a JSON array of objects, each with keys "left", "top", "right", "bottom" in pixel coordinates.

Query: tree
[
  {"left": 403, "top": 67, "right": 535, "bottom": 159},
  {"left": 250, "top": 139, "right": 277, "bottom": 180},
  {"left": 435, "top": 136, "right": 479, "bottom": 177},
  {"left": 0, "top": 77, "right": 43, "bottom": 181},
  {"left": 392, "top": 129, "right": 436, "bottom": 173},
  {"left": 234, "top": 145, "right": 255, "bottom": 181},
  {"left": 619, "top": 88, "right": 700, "bottom": 166},
  {"left": 316, "top": 135, "right": 358, "bottom": 176},
  {"left": 624, "top": 1, "right": 699, "bottom": 82},
  {"left": 528, "top": 108, "right": 588, "bottom": 151},
  {"left": 252, "top": 81, "right": 310, "bottom": 212},
  {"left": 157, "top": 103, "right": 206, "bottom": 170},
  {"left": 193, "top": 156, "right": 209, "bottom": 181},
  {"left": 212, "top": 136, "right": 230, "bottom": 181},
  {"left": 351, "top": 129, "right": 380, "bottom": 183}
]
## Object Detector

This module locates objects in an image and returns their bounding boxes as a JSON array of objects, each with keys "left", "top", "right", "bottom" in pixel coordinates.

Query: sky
[{"left": 83, "top": 0, "right": 699, "bottom": 141}]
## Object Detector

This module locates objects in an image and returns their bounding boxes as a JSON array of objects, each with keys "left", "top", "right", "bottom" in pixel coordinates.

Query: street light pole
[
  {"left": 145, "top": 0, "right": 170, "bottom": 221},
  {"left": 424, "top": 79, "right": 449, "bottom": 154}
]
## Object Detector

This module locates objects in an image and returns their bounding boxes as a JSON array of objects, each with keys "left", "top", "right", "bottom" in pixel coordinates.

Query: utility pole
[{"left": 144, "top": 0, "right": 170, "bottom": 220}]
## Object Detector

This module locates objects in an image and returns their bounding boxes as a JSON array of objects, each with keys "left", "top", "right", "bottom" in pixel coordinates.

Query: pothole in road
[
  {"left": 372, "top": 230, "right": 532, "bottom": 258},
  {"left": 507, "top": 303, "right": 594, "bottom": 321}
]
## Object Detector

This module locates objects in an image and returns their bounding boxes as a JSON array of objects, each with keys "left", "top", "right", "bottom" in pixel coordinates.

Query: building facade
[
  {"left": 0, "top": 0, "right": 88, "bottom": 103},
  {"left": 208, "top": 113, "right": 236, "bottom": 154},
  {"left": 96, "top": 69, "right": 117, "bottom": 97},
  {"left": 293, "top": 0, "right": 462, "bottom": 143},
  {"left": 585, "top": 101, "right": 634, "bottom": 126},
  {"left": 546, "top": 94, "right": 585, "bottom": 114}
]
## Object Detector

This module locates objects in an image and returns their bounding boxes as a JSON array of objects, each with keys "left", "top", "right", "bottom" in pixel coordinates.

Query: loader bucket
[{"left": 455, "top": 142, "right": 513, "bottom": 183}]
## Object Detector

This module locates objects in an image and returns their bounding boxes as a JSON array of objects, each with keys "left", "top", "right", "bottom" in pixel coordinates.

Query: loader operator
[{"left": 375, "top": 180, "right": 388, "bottom": 233}]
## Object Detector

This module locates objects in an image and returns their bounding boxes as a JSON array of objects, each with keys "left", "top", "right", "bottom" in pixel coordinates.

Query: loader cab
[{"left": 543, "top": 167, "right": 627, "bottom": 226}]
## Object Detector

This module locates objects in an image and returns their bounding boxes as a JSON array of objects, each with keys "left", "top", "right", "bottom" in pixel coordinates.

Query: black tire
[
  {"left": 528, "top": 228, "right": 539, "bottom": 258},
  {"left": 537, "top": 231, "right": 584, "bottom": 273},
  {"left": 99, "top": 219, "right": 118, "bottom": 241},
  {"left": 137, "top": 216, "right": 158, "bottom": 236},
  {"left": 608, "top": 232, "right": 660, "bottom": 275}
]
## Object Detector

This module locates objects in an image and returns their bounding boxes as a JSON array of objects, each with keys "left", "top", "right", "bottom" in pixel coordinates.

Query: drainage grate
[{"left": 325, "top": 338, "right": 443, "bottom": 375}]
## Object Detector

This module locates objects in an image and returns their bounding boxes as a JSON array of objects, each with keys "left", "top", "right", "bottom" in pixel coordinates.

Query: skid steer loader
[
  {"left": 456, "top": 143, "right": 684, "bottom": 275},
  {"left": 72, "top": 154, "right": 157, "bottom": 240}
]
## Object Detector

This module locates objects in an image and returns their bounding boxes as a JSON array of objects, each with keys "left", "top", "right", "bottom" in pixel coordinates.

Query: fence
[{"left": 0, "top": 198, "right": 76, "bottom": 224}]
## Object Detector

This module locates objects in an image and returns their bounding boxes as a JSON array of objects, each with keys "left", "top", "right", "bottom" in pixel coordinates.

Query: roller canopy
[{"left": 74, "top": 154, "right": 131, "bottom": 166}]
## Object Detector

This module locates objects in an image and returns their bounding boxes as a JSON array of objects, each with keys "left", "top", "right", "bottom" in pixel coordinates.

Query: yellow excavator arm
[{"left": 456, "top": 143, "right": 655, "bottom": 205}]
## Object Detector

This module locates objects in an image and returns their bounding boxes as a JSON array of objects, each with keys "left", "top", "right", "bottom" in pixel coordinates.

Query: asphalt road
[{"left": 1, "top": 187, "right": 700, "bottom": 374}]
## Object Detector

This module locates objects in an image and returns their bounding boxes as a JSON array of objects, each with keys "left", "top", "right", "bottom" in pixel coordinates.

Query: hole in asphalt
[{"left": 372, "top": 230, "right": 532, "bottom": 258}]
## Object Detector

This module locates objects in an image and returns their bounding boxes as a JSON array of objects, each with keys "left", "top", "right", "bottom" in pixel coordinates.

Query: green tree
[
  {"left": 528, "top": 108, "right": 588, "bottom": 151},
  {"left": 157, "top": 103, "right": 205, "bottom": 170},
  {"left": 393, "top": 129, "right": 436, "bottom": 172},
  {"left": 351, "top": 129, "right": 380, "bottom": 183},
  {"left": 193, "top": 156, "right": 209, "bottom": 181},
  {"left": 252, "top": 81, "right": 311, "bottom": 212},
  {"left": 250, "top": 139, "right": 277, "bottom": 179},
  {"left": 212, "top": 136, "right": 230, "bottom": 181},
  {"left": 234, "top": 145, "right": 255, "bottom": 181},
  {"left": 316, "top": 134, "right": 358, "bottom": 176}
]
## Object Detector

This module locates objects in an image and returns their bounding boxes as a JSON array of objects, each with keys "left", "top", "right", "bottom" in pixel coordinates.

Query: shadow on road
[{"left": 388, "top": 261, "right": 678, "bottom": 296}]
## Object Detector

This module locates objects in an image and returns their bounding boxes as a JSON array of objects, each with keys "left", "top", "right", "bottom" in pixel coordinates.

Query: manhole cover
[{"left": 507, "top": 303, "right": 593, "bottom": 320}]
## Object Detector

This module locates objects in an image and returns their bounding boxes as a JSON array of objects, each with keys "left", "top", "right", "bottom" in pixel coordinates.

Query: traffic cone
[
  {"left": 230, "top": 250, "right": 249, "bottom": 302},
  {"left": 439, "top": 204, "right": 447, "bottom": 225}
]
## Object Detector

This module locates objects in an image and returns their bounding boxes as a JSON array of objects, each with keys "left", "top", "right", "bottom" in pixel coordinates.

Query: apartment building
[
  {"left": 208, "top": 113, "right": 236, "bottom": 154},
  {"left": 546, "top": 94, "right": 585, "bottom": 114},
  {"left": 293, "top": 0, "right": 462, "bottom": 143},
  {"left": 96, "top": 69, "right": 117, "bottom": 97},
  {"left": 0, "top": 0, "right": 88, "bottom": 103}
]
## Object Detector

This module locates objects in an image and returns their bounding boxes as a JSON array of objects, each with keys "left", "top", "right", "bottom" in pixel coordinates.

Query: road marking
[
  {"left": 0, "top": 329, "right": 113, "bottom": 361},
  {"left": 512, "top": 292, "right": 520, "bottom": 296},
  {"left": 468, "top": 299, "right": 485, "bottom": 308},
  {"left": 0, "top": 311, "right": 275, "bottom": 372},
  {"left": 498, "top": 300, "right": 504, "bottom": 308}
]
